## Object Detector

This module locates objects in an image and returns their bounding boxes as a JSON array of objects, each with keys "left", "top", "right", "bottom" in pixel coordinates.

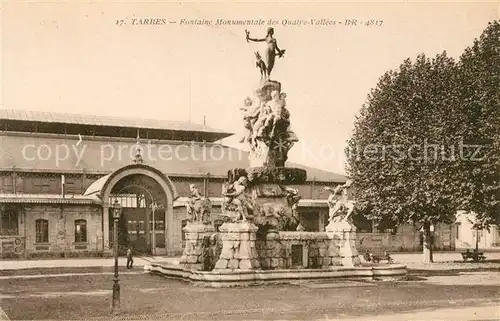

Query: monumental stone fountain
[{"left": 145, "top": 27, "right": 407, "bottom": 286}]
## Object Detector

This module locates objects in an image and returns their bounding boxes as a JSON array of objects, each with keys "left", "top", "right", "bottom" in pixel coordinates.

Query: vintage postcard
[{"left": 0, "top": 1, "right": 499, "bottom": 320}]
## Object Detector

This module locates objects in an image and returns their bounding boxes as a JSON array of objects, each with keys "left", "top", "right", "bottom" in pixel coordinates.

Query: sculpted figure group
[
  {"left": 221, "top": 176, "right": 254, "bottom": 222},
  {"left": 241, "top": 28, "right": 298, "bottom": 167},
  {"left": 282, "top": 185, "right": 305, "bottom": 231},
  {"left": 188, "top": 27, "right": 355, "bottom": 231},
  {"left": 201, "top": 175, "right": 356, "bottom": 230},
  {"left": 185, "top": 184, "right": 212, "bottom": 224},
  {"left": 241, "top": 89, "right": 294, "bottom": 145},
  {"left": 324, "top": 180, "right": 355, "bottom": 224},
  {"left": 220, "top": 176, "right": 305, "bottom": 231},
  {"left": 240, "top": 87, "right": 298, "bottom": 167}
]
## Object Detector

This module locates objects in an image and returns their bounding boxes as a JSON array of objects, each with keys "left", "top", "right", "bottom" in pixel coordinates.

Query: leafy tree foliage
[
  {"left": 346, "top": 53, "right": 458, "bottom": 262},
  {"left": 346, "top": 21, "right": 500, "bottom": 261},
  {"left": 453, "top": 20, "right": 500, "bottom": 229}
]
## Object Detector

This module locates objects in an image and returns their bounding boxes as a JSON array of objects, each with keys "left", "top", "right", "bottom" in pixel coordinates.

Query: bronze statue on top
[
  {"left": 240, "top": 28, "right": 297, "bottom": 168},
  {"left": 246, "top": 27, "right": 286, "bottom": 80}
]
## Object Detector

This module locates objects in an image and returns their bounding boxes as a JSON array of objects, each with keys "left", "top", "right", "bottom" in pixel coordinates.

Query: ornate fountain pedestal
[
  {"left": 179, "top": 223, "right": 216, "bottom": 271},
  {"left": 143, "top": 28, "right": 408, "bottom": 285},
  {"left": 221, "top": 169, "right": 305, "bottom": 272},
  {"left": 213, "top": 222, "right": 260, "bottom": 270},
  {"left": 326, "top": 220, "right": 361, "bottom": 268}
]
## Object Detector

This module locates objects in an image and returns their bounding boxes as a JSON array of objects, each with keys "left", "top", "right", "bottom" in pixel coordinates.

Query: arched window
[
  {"left": 74, "top": 219, "right": 87, "bottom": 243},
  {"left": 35, "top": 219, "right": 49, "bottom": 243},
  {"left": 0, "top": 205, "right": 19, "bottom": 235}
]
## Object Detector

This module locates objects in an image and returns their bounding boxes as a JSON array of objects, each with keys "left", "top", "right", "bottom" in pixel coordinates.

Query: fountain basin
[{"left": 144, "top": 262, "right": 407, "bottom": 287}]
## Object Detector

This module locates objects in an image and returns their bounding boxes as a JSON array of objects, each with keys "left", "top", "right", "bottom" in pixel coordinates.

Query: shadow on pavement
[
  {"left": 0, "top": 266, "right": 144, "bottom": 276},
  {"left": 407, "top": 266, "right": 500, "bottom": 277}
]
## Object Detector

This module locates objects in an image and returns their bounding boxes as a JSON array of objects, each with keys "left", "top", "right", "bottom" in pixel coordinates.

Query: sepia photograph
[{"left": 0, "top": 1, "right": 499, "bottom": 320}]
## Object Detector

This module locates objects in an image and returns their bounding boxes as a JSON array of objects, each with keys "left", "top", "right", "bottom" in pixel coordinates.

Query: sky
[{"left": 1, "top": 1, "right": 498, "bottom": 175}]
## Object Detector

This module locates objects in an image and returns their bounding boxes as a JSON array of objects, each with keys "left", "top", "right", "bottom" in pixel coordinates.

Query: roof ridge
[
  {"left": 0, "top": 108, "right": 220, "bottom": 129},
  {"left": 0, "top": 108, "right": 234, "bottom": 142}
]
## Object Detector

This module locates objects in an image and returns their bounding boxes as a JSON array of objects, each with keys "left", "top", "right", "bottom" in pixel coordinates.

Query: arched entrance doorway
[
  {"left": 110, "top": 177, "right": 167, "bottom": 255},
  {"left": 84, "top": 164, "right": 178, "bottom": 256}
]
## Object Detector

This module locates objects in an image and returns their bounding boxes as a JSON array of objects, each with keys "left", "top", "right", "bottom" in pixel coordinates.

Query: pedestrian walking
[{"left": 126, "top": 247, "right": 133, "bottom": 269}]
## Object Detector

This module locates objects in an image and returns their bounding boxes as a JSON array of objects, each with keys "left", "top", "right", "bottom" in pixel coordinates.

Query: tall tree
[
  {"left": 347, "top": 21, "right": 500, "bottom": 261},
  {"left": 346, "top": 53, "right": 459, "bottom": 263},
  {"left": 454, "top": 21, "right": 500, "bottom": 232}
]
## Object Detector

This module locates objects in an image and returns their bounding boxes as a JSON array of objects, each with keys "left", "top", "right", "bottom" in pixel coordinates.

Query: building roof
[
  {"left": 83, "top": 174, "right": 111, "bottom": 196},
  {"left": 0, "top": 109, "right": 233, "bottom": 143},
  {"left": 0, "top": 132, "right": 347, "bottom": 183},
  {"left": 0, "top": 193, "right": 102, "bottom": 205}
]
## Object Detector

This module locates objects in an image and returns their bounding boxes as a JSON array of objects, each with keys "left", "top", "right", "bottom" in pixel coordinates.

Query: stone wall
[
  {"left": 356, "top": 223, "right": 455, "bottom": 252},
  {"left": 0, "top": 236, "right": 26, "bottom": 258},
  {"left": 356, "top": 232, "right": 420, "bottom": 252},
  {"left": 255, "top": 231, "right": 342, "bottom": 270},
  {"left": 23, "top": 204, "right": 103, "bottom": 258},
  {"left": 214, "top": 223, "right": 261, "bottom": 270},
  {"left": 173, "top": 206, "right": 226, "bottom": 255},
  {"left": 179, "top": 224, "right": 218, "bottom": 271},
  {"left": 433, "top": 222, "right": 455, "bottom": 250},
  {"left": 178, "top": 228, "right": 347, "bottom": 271}
]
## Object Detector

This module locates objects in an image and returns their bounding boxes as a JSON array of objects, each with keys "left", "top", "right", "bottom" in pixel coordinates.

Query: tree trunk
[
  {"left": 475, "top": 229, "right": 479, "bottom": 251},
  {"left": 422, "top": 222, "right": 434, "bottom": 263}
]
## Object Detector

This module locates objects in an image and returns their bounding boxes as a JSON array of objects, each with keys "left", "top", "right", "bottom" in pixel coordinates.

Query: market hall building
[{"left": 0, "top": 109, "right": 347, "bottom": 258}]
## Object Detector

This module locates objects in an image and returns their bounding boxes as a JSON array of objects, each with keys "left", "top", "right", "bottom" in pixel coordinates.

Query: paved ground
[
  {"left": 0, "top": 256, "right": 165, "bottom": 270},
  {"left": 338, "top": 304, "right": 500, "bottom": 320},
  {"left": 2, "top": 251, "right": 500, "bottom": 271},
  {"left": 1, "top": 268, "right": 499, "bottom": 320},
  {"left": 1, "top": 252, "right": 499, "bottom": 320}
]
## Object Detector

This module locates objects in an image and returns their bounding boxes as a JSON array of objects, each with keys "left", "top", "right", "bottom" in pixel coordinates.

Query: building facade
[
  {"left": 1, "top": 110, "right": 476, "bottom": 259},
  {"left": 0, "top": 110, "right": 345, "bottom": 258},
  {"left": 455, "top": 211, "right": 500, "bottom": 249}
]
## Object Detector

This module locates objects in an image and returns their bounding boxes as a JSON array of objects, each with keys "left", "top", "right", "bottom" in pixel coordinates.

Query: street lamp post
[
  {"left": 150, "top": 202, "right": 163, "bottom": 256},
  {"left": 111, "top": 199, "right": 122, "bottom": 314},
  {"left": 151, "top": 202, "right": 156, "bottom": 256}
]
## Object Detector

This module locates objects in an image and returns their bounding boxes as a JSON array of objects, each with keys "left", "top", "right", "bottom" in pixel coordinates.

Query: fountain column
[
  {"left": 179, "top": 223, "right": 215, "bottom": 271},
  {"left": 179, "top": 185, "right": 214, "bottom": 271},
  {"left": 325, "top": 220, "right": 361, "bottom": 267},
  {"left": 213, "top": 222, "right": 260, "bottom": 270}
]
